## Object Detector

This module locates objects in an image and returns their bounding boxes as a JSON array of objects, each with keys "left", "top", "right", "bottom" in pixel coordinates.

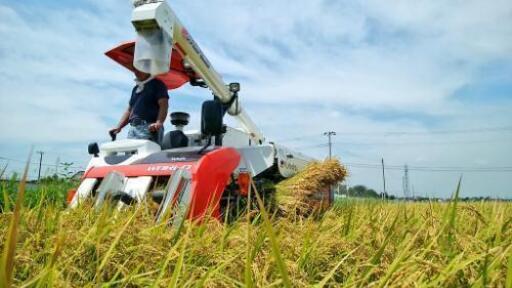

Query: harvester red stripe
[{"left": 84, "top": 162, "right": 195, "bottom": 178}]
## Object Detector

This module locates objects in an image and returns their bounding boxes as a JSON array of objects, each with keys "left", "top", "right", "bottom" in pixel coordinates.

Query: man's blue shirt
[{"left": 129, "top": 78, "right": 169, "bottom": 123}]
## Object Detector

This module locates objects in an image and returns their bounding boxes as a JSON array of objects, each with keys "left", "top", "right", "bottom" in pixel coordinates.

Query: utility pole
[
  {"left": 55, "top": 156, "right": 60, "bottom": 176},
  {"left": 37, "top": 151, "right": 44, "bottom": 182},
  {"left": 323, "top": 131, "right": 336, "bottom": 159},
  {"left": 402, "top": 164, "right": 410, "bottom": 199},
  {"left": 323, "top": 131, "right": 336, "bottom": 203},
  {"left": 381, "top": 158, "right": 387, "bottom": 200}
]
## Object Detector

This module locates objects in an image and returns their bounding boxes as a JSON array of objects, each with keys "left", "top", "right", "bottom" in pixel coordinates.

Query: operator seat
[{"left": 162, "top": 112, "right": 190, "bottom": 149}]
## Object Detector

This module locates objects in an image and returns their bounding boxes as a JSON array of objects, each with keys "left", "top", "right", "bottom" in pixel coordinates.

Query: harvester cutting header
[{"left": 69, "top": 0, "right": 334, "bottom": 223}]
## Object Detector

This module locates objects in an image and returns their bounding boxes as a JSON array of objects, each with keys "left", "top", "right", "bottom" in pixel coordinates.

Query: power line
[
  {"left": 273, "top": 126, "right": 512, "bottom": 142},
  {"left": 0, "top": 156, "right": 85, "bottom": 170},
  {"left": 293, "top": 143, "right": 328, "bottom": 149},
  {"left": 346, "top": 162, "right": 512, "bottom": 169},
  {"left": 344, "top": 162, "right": 512, "bottom": 172},
  {"left": 274, "top": 134, "right": 319, "bottom": 143},
  {"left": 333, "top": 138, "right": 512, "bottom": 146},
  {"left": 332, "top": 126, "right": 512, "bottom": 136},
  {"left": 1, "top": 155, "right": 510, "bottom": 173},
  {"left": 284, "top": 138, "right": 511, "bottom": 150}
]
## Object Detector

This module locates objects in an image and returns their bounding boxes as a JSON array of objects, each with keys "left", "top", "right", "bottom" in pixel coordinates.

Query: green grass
[{"left": 0, "top": 180, "right": 511, "bottom": 287}]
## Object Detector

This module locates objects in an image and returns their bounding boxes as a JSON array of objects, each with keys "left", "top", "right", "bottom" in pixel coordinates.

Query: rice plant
[{"left": 0, "top": 177, "right": 511, "bottom": 287}]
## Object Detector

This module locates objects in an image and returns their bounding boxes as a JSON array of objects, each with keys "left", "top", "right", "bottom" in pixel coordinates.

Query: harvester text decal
[{"left": 147, "top": 164, "right": 192, "bottom": 172}]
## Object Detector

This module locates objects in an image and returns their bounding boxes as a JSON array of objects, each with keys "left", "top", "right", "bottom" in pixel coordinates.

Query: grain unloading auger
[{"left": 69, "top": 0, "right": 333, "bottom": 222}]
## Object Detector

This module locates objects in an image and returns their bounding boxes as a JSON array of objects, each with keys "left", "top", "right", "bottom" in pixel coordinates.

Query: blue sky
[{"left": 0, "top": 0, "right": 511, "bottom": 198}]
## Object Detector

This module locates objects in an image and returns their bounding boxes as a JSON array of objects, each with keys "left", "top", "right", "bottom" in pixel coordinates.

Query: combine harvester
[{"left": 69, "top": 0, "right": 333, "bottom": 222}]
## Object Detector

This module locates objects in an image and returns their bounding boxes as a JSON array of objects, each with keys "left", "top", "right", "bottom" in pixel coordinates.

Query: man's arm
[
  {"left": 109, "top": 106, "right": 131, "bottom": 135},
  {"left": 149, "top": 98, "right": 169, "bottom": 132}
]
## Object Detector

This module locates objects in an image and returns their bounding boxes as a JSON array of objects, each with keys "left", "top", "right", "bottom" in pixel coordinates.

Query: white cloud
[
  {"left": 171, "top": 0, "right": 511, "bottom": 113},
  {"left": 0, "top": 0, "right": 511, "bottom": 197},
  {"left": 0, "top": 2, "right": 134, "bottom": 143}
]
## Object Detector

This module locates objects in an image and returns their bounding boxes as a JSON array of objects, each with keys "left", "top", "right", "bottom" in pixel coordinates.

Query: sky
[{"left": 0, "top": 0, "right": 511, "bottom": 198}]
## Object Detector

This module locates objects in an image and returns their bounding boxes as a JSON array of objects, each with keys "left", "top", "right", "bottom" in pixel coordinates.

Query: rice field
[{"left": 1, "top": 176, "right": 511, "bottom": 288}]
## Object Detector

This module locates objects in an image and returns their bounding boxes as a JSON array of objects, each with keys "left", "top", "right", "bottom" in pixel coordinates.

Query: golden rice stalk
[{"left": 275, "top": 159, "right": 348, "bottom": 216}]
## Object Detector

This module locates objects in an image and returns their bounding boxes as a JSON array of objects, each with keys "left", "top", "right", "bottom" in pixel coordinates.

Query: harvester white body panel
[
  {"left": 124, "top": 176, "right": 153, "bottom": 202},
  {"left": 86, "top": 140, "right": 161, "bottom": 170},
  {"left": 274, "top": 144, "right": 313, "bottom": 178},
  {"left": 70, "top": 178, "right": 97, "bottom": 208},
  {"left": 84, "top": 126, "right": 311, "bottom": 181}
]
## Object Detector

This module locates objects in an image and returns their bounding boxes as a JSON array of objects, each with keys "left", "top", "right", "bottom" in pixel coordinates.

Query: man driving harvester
[{"left": 109, "top": 68, "right": 169, "bottom": 143}]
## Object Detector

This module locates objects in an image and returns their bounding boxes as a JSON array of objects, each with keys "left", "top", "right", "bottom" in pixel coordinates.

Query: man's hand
[
  {"left": 109, "top": 127, "right": 122, "bottom": 136},
  {"left": 108, "top": 127, "right": 122, "bottom": 141},
  {"left": 148, "top": 122, "right": 163, "bottom": 132},
  {"left": 109, "top": 127, "right": 122, "bottom": 134}
]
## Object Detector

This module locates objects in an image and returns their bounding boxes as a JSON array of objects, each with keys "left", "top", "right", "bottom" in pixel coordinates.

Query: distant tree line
[
  {"left": 346, "top": 185, "right": 380, "bottom": 198},
  {"left": 339, "top": 185, "right": 510, "bottom": 202}
]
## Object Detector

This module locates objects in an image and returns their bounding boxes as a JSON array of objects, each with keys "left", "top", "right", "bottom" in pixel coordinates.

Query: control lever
[{"left": 109, "top": 131, "right": 117, "bottom": 141}]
